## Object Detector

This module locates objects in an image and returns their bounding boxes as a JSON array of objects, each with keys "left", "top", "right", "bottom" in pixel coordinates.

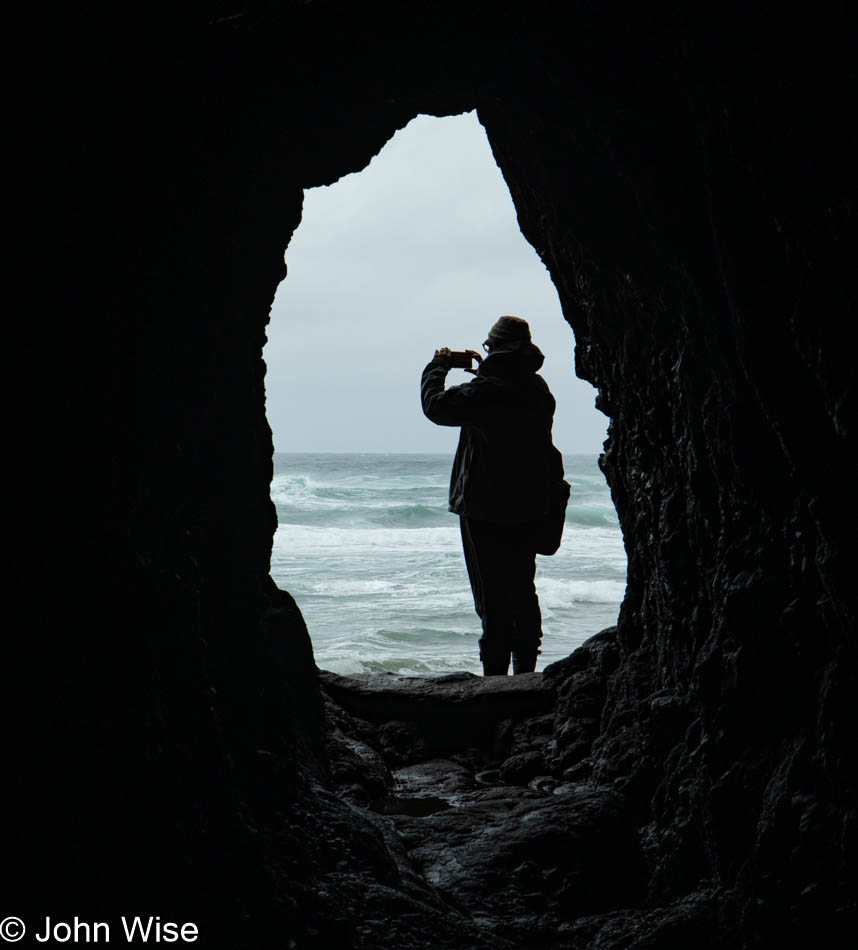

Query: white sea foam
[
  {"left": 535, "top": 576, "right": 627, "bottom": 605},
  {"left": 274, "top": 522, "right": 461, "bottom": 552},
  {"left": 270, "top": 453, "right": 627, "bottom": 672}
]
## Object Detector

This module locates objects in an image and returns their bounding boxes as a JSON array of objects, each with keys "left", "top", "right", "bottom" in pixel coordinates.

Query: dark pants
[{"left": 459, "top": 516, "right": 543, "bottom": 673}]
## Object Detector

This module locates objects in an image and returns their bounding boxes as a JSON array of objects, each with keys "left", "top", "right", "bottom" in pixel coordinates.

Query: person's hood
[{"left": 478, "top": 339, "right": 545, "bottom": 380}]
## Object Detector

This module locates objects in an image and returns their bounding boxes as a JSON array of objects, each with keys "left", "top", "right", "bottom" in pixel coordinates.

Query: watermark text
[{"left": 0, "top": 917, "right": 199, "bottom": 944}]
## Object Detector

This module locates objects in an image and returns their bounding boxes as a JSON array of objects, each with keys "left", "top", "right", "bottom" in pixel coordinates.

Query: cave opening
[{"left": 263, "top": 111, "right": 627, "bottom": 676}]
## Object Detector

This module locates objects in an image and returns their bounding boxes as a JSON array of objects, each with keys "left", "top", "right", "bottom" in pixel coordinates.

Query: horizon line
[{"left": 272, "top": 449, "right": 604, "bottom": 456}]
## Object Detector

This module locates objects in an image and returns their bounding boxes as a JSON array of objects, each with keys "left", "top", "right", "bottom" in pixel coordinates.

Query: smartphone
[{"left": 448, "top": 351, "right": 473, "bottom": 369}]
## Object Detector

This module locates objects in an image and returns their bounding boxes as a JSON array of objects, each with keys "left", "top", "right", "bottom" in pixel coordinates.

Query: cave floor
[{"left": 313, "top": 667, "right": 731, "bottom": 949}]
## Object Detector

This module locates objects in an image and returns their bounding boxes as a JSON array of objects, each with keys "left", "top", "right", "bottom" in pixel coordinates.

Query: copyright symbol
[{"left": 0, "top": 918, "right": 25, "bottom": 942}]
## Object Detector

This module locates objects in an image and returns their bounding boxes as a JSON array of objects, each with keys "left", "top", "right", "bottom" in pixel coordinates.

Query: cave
[{"left": 20, "top": 3, "right": 855, "bottom": 949}]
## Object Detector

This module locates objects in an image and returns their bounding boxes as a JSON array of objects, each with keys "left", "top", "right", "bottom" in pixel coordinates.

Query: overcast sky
[{"left": 264, "top": 111, "right": 609, "bottom": 456}]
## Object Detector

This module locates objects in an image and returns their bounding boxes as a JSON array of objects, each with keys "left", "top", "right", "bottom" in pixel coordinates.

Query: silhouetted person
[{"left": 421, "top": 316, "right": 564, "bottom": 675}]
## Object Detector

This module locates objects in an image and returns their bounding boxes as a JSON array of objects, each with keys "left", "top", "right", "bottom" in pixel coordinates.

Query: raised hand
[{"left": 464, "top": 348, "right": 482, "bottom": 374}]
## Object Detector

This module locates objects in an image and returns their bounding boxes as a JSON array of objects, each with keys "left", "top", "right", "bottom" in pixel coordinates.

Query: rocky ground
[{"left": 315, "top": 631, "right": 737, "bottom": 949}]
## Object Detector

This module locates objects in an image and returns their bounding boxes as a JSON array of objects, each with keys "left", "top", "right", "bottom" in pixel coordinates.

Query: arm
[
  {"left": 421, "top": 351, "right": 505, "bottom": 427},
  {"left": 421, "top": 356, "right": 462, "bottom": 427}
]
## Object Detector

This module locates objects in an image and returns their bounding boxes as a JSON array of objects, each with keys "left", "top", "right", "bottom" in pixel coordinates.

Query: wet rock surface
[
  {"left": 317, "top": 648, "right": 724, "bottom": 948},
  {"left": 321, "top": 669, "right": 555, "bottom": 766}
]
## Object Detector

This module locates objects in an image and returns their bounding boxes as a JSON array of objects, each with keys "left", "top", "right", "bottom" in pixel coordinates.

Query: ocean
[{"left": 270, "top": 453, "right": 626, "bottom": 675}]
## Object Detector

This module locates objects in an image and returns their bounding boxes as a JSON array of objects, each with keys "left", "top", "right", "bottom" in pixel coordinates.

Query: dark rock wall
[
  {"left": 476, "top": 9, "right": 857, "bottom": 939},
  {"left": 21, "top": 1, "right": 855, "bottom": 945}
]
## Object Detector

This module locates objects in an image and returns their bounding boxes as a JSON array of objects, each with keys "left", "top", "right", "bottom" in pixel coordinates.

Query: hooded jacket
[{"left": 421, "top": 339, "right": 564, "bottom": 523}]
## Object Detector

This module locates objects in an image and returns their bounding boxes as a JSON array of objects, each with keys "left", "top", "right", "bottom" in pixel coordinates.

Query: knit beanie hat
[{"left": 488, "top": 315, "right": 531, "bottom": 343}]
